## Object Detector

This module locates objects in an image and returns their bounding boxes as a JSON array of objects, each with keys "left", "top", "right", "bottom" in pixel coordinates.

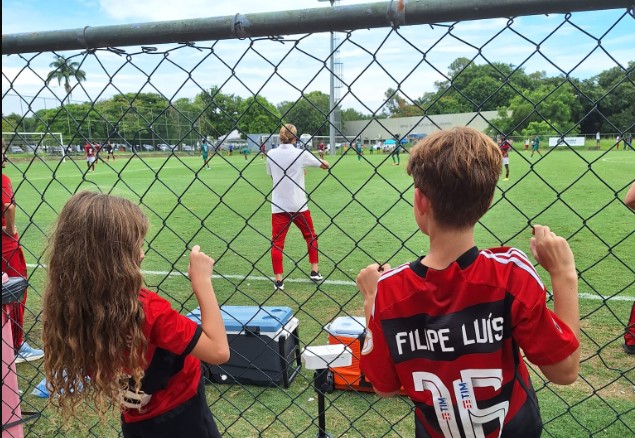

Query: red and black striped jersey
[
  {"left": 122, "top": 288, "right": 202, "bottom": 423},
  {"left": 360, "top": 247, "right": 578, "bottom": 438},
  {"left": 499, "top": 141, "right": 511, "bottom": 158}
]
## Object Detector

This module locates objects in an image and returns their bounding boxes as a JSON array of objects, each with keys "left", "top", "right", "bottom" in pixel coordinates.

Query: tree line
[
  {"left": 2, "top": 55, "right": 632, "bottom": 146},
  {"left": 383, "top": 57, "right": 634, "bottom": 137}
]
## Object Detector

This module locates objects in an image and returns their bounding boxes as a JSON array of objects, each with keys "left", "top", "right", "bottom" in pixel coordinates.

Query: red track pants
[{"left": 271, "top": 211, "right": 319, "bottom": 275}]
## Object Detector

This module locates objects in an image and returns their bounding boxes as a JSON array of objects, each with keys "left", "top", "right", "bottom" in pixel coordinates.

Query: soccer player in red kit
[
  {"left": 357, "top": 127, "right": 580, "bottom": 438},
  {"left": 84, "top": 141, "right": 96, "bottom": 172},
  {"left": 499, "top": 135, "right": 511, "bottom": 181}
]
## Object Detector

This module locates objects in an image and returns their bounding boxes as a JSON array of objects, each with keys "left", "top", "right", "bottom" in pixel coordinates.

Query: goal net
[{"left": 2, "top": 131, "right": 64, "bottom": 154}]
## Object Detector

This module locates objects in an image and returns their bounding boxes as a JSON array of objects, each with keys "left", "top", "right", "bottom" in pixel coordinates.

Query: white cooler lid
[{"left": 324, "top": 316, "right": 366, "bottom": 336}]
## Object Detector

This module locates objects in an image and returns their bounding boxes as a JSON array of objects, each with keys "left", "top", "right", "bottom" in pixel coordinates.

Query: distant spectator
[
  {"left": 525, "top": 137, "right": 530, "bottom": 151},
  {"left": 615, "top": 135, "right": 621, "bottom": 150},
  {"left": 596, "top": 131, "right": 601, "bottom": 147}
]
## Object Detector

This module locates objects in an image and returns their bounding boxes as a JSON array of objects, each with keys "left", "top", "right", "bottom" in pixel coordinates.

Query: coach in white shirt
[{"left": 266, "top": 123, "right": 330, "bottom": 291}]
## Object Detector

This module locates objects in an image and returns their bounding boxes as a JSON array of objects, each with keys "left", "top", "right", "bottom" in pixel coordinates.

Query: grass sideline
[{"left": 6, "top": 146, "right": 635, "bottom": 437}]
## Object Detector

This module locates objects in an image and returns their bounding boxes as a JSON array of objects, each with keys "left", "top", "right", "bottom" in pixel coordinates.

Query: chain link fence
[{"left": 2, "top": 0, "right": 634, "bottom": 436}]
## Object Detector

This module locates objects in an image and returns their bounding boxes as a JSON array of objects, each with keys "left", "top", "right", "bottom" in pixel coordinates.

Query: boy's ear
[{"left": 414, "top": 188, "right": 429, "bottom": 216}]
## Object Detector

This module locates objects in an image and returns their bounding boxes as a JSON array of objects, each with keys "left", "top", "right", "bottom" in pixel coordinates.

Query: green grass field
[{"left": 6, "top": 146, "right": 634, "bottom": 437}]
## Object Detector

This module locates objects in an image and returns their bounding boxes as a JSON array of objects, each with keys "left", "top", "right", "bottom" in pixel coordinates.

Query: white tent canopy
[{"left": 217, "top": 129, "right": 242, "bottom": 142}]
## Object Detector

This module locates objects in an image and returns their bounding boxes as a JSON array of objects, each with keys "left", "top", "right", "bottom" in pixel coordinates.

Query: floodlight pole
[
  {"left": 329, "top": 26, "right": 335, "bottom": 156},
  {"left": 319, "top": 0, "right": 337, "bottom": 156}
]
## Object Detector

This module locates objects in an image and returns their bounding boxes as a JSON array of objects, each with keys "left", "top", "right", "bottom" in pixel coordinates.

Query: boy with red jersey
[{"left": 357, "top": 127, "right": 580, "bottom": 438}]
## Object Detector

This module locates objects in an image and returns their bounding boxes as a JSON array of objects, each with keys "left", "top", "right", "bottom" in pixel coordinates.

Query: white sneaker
[
  {"left": 15, "top": 342, "right": 44, "bottom": 364},
  {"left": 310, "top": 271, "right": 323, "bottom": 282}
]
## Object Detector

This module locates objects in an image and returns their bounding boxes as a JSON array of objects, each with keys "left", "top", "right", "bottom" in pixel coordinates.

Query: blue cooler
[{"left": 186, "top": 306, "right": 301, "bottom": 388}]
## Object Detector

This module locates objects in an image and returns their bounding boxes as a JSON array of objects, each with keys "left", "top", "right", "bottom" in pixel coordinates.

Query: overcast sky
[{"left": 2, "top": 1, "right": 633, "bottom": 117}]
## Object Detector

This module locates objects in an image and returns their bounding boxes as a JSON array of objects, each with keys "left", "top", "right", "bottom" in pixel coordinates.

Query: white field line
[
  {"left": 18, "top": 159, "right": 266, "bottom": 182},
  {"left": 26, "top": 264, "right": 633, "bottom": 302}
]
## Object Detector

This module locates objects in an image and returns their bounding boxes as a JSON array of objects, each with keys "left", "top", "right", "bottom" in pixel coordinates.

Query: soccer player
[
  {"left": 266, "top": 123, "right": 330, "bottom": 291},
  {"left": 84, "top": 141, "right": 96, "bottom": 172},
  {"left": 355, "top": 142, "right": 363, "bottom": 162},
  {"left": 391, "top": 143, "right": 401, "bottom": 165},
  {"left": 499, "top": 135, "right": 512, "bottom": 181},
  {"left": 42, "top": 192, "right": 229, "bottom": 437},
  {"left": 531, "top": 134, "right": 543, "bottom": 159},
  {"left": 357, "top": 127, "right": 580, "bottom": 438},
  {"left": 106, "top": 141, "right": 115, "bottom": 161},
  {"left": 201, "top": 138, "right": 210, "bottom": 169},
  {"left": 2, "top": 144, "right": 45, "bottom": 362}
]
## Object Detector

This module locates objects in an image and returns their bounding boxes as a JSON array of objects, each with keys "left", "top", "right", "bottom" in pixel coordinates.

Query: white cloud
[{"left": 2, "top": 4, "right": 632, "bottom": 117}]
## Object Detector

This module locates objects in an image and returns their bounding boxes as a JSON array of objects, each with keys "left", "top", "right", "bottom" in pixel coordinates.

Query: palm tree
[{"left": 45, "top": 55, "right": 87, "bottom": 102}]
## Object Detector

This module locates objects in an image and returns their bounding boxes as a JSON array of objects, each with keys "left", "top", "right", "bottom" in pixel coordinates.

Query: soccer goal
[{"left": 2, "top": 131, "right": 64, "bottom": 154}]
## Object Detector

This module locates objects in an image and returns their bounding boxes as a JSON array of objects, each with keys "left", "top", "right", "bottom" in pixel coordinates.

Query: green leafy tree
[
  {"left": 382, "top": 88, "right": 423, "bottom": 117},
  {"left": 278, "top": 91, "right": 331, "bottom": 136},
  {"left": 238, "top": 96, "right": 281, "bottom": 135},
  {"left": 195, "top": 87, "right": 242, "bottom": 138},
  {"left": 490, "top": 82, "right": 581, "bottom": 136},
  {"left": 595, "top": 61, "right": 635, "bottom": 134},
  {"left": 45, "top": 55, "right": 87, "bottom": 102}
]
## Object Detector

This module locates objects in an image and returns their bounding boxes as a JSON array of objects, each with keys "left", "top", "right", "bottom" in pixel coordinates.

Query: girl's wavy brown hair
[{"left": 42, "top": 191, "right": 148, "bottom": 420}]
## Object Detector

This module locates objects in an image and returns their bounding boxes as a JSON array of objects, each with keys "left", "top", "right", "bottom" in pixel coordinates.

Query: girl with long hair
[{"left": 42, "top": 191, "right": 229, "bottom": 437}]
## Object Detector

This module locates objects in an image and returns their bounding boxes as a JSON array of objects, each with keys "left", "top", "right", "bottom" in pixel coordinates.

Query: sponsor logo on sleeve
[{"left": 361, "top": 328, "right": 374, "bottom": 355}]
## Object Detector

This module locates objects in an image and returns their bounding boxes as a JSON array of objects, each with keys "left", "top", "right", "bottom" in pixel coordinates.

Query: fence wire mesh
[{"left": 2, "top": 1, "right": 634, "bottom": 437}]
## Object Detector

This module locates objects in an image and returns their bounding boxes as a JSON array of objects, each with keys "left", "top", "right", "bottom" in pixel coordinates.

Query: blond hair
[
  {"left": 406, "top": 127, "right": 501, "bottom": 229},
  {"left": 279, "top": 123, "right": 297, "bottom": 144}
]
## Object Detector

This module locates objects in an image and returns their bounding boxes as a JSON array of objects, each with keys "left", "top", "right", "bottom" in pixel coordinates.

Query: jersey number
[{"left": 412, "top": 369, "right": 509, "bottom": 438}]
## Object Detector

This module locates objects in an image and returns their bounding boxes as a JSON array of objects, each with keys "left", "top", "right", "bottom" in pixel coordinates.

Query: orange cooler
[{"left": 324, "top": 316, "right": 375, "bottom": 392}]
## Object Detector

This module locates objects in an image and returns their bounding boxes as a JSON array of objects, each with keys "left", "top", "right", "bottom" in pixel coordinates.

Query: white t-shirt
[
  {"left": 266, "top": 143, "right": 322, "bottom": 213},
  {"left": 596, "top": 132, "right": 601, "bottom": 140}
]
